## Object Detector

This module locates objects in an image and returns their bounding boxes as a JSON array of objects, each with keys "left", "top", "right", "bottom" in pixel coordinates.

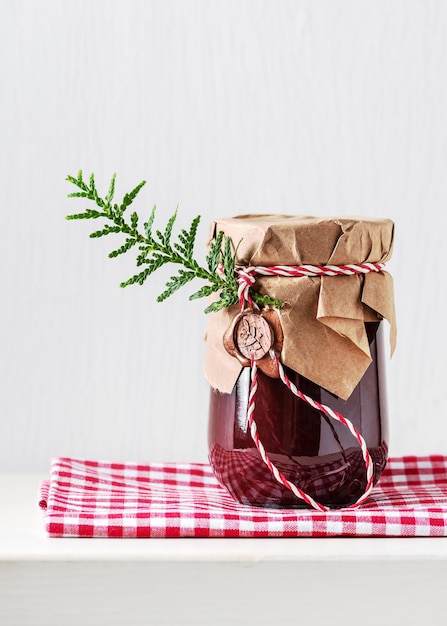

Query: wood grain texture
[{"left": 1, "top": 0, "right": 447, "bottom": 471}]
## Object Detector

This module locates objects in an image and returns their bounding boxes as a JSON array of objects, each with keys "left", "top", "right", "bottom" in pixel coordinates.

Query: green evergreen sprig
[{"left": 66, "top": 171, "right": 283, "bottom": 313}]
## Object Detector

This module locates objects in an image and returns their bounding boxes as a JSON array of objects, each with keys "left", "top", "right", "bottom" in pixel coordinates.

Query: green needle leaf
[{"left": 65, "top": 171, "right": 283, "bottom": 312}]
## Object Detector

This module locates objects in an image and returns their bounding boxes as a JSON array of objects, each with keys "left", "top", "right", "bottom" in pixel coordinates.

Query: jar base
[{"left": 209, "top": 442, "right": 388, "bottom": 509}]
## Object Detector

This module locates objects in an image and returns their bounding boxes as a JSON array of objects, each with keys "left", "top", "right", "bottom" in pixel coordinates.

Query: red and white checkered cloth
[{"left": 39, "top": 455, "right": 447, "bottom": 537}]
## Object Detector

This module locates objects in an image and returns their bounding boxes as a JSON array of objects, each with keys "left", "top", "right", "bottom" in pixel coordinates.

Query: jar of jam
[{"left": 204, "top": 216, "right": 396, "bottom": 509}]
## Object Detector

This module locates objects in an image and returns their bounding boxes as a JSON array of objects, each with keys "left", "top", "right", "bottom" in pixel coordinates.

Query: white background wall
[{"left": 1, "top": 0, "right": 446, "bottom": 473}]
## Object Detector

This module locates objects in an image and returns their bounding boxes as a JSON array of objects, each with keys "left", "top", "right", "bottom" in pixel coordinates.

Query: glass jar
[
  {"left": 205, "top": 215, "right": 395, "bottom": 509},
  {"left": 208, "top": 321, "right": 388, "bottom": 509}
]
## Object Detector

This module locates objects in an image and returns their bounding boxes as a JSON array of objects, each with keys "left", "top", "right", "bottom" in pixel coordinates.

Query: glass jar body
[{"left": 208, "top": 322, "right": 388, "bottom": 508}]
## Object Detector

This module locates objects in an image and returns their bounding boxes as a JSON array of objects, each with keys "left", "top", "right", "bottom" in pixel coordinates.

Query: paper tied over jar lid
[{"left": 204, "top": 215, "right": 396, "bottom": 401}]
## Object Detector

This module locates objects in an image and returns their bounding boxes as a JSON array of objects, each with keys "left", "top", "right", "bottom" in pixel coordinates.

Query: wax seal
[
  {"left": 223, "top": 308, "right": 284, "bottom": 378},
  {"left": 235, "top": 312, "right": 272, "bottom": 360}
]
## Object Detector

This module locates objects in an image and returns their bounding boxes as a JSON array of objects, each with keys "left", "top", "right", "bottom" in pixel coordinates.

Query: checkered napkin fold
[{"left": 39, "top": 455, "right": 447, "bottom": 538}]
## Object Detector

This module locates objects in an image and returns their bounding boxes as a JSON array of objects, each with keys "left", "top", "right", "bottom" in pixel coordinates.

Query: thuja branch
[{"left": 66, "top": 171, "right": 283, "bottom": 313}]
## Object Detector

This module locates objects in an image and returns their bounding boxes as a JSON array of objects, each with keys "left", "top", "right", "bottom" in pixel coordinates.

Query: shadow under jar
[{"left": 209, "top": 321, "right": 388, "bottom": 509}]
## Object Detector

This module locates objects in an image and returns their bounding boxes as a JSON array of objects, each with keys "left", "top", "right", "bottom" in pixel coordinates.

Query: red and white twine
[
  {"left": 236, "top": 261, "right": 385, "bottom": 510},
  {"left": 237, "top": 262, "right": 385, "bottom": 308},
  {"left": 248, "top": 355, "right": 374, "bottom": 511}
]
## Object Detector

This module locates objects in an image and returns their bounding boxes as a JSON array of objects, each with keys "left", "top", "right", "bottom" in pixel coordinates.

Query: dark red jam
[{"left": 208, "top": 322, "right": 388, "bottom": 509}]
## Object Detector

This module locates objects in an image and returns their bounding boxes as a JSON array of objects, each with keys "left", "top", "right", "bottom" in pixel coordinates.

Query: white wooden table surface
[{"left": 1, "top": 473, "right": 446, "bottom": 626}]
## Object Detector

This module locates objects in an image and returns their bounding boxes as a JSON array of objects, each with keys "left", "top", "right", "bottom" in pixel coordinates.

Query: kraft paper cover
[{"left": 204, "top": 215, "right": 396, "bottom": 401}]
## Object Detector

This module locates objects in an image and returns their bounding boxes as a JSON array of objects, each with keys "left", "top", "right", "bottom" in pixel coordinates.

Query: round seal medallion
[{"left": 235, "top": 312, "right": 273, "bottom": 360}]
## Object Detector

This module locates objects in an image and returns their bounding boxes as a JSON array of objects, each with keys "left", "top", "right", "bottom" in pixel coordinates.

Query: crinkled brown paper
[{"left": 204, "top": 215, "right": 396, "bottom": 401}]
